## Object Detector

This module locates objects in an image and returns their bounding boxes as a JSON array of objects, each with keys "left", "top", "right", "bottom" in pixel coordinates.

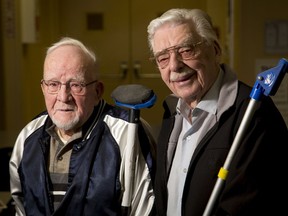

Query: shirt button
[
  {"left": 58, "top": 156, "right": 63, "bottom": 161},
  {"left": 183, "top": 168, "right": 187, "bottom": 173}
]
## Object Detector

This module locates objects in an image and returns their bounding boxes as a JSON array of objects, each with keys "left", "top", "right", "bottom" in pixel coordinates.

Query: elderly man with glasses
[
  {"left": 147, "top": 8, "right": 288, "bottom": 216},
  {"left": 9, "top": 37, "right": 155, "bottom": 216}
]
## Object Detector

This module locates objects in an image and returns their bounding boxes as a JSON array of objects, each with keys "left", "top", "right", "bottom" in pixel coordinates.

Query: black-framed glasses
[
  {"left": 151, "top": 41, "right": 205, "bottom": 69},
  {"left": 41, "top": 79, "right": 97, "bottom": 95}
]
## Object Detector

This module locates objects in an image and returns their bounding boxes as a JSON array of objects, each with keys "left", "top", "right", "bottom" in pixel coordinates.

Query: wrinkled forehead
[
  {"left": 43, "top": 46, "right": 95, "bottom": 79},
  {"left": 152, "top": 22, "right": 199, "bottom": 53}
]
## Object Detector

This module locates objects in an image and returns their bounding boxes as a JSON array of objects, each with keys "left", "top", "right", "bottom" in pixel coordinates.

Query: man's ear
[
  {"left": 41, "top": 83, "right": 45, "bottom": 94},
  {"left": 95, "top": 81, "right": 104, "bottom": 99},
  {"left": 213, "top": 41, "right": 222, "bottom": 63},
  {"left": 214, "top": 41, "right": 221, "bottom": 56}
]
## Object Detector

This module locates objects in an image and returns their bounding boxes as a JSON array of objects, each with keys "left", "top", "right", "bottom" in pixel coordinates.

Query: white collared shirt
[{"left": 167, "top": 69, "right": 223, "bottom": 216}]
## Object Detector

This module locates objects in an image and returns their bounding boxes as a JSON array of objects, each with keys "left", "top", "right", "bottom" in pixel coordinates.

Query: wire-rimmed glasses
[
  {"left": 41, "top": 79, "right": 97, "bottom": 95},
  {"left": 151, "top": 41, "right": 205, "bottom": 69}
]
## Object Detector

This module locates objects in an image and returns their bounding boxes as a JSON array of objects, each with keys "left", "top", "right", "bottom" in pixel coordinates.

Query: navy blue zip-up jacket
[{"left": 10, "top": 100, "right": 155, "bottom": 216}]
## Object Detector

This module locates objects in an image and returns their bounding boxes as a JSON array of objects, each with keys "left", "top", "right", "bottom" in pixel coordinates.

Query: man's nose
[
  {"left": 56, "top": 84, "right": 72, "bottom": 101},
  {"left": 169, "top": 52, "right": 185, "bottom": 71}
]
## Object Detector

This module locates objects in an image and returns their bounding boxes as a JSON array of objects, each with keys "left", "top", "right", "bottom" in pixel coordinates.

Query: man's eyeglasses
[
  {"left": 41, "top": 79, "right": 97, "bottom": 95},
  {"left": 151, "top": 41, "right": 204, "bottom": 69}
]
